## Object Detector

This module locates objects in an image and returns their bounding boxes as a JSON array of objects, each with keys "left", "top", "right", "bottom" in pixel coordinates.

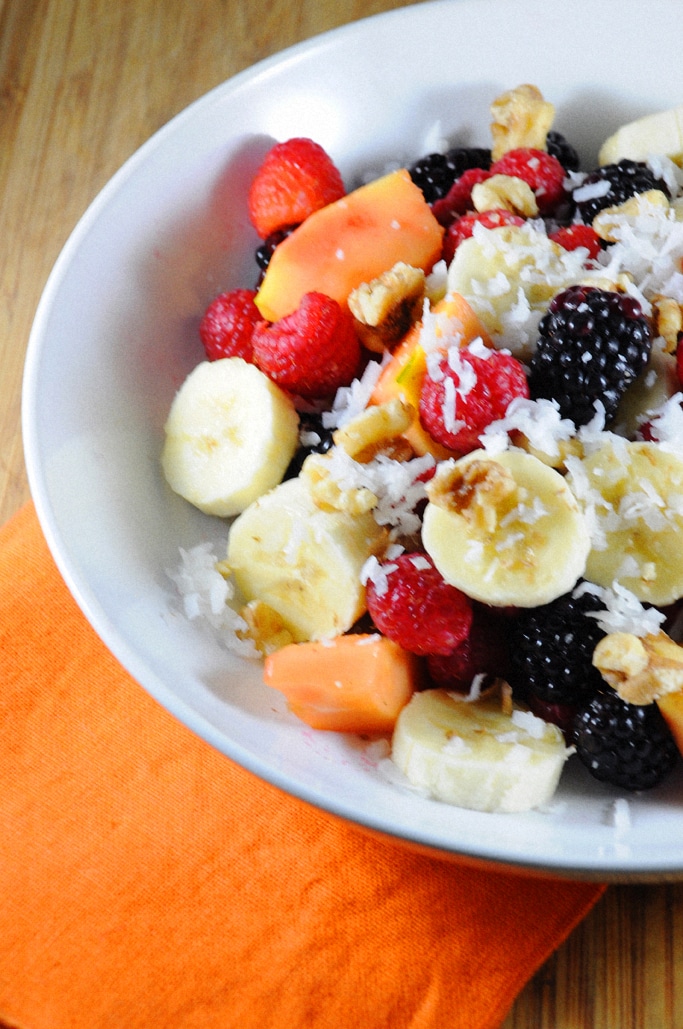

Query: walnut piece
[
  {"left": 651, "top": 293, "right": 683, "bottom": 353},
  {"left": 238, "top": 600, "right": 294, "bottom": 656},
  {"left": 300, "top": 452, "right": 378, "bottom": 516},
  {"left": 490, "top": 84, "right": 555, "bottom": 162},
  {"left": 426, "top": 458, "right": 517, "bottom": 534},
  {"left": 593, "top": 630, "right": 683, "bottom": 705},
  {"left": 471, "top": 174, "right": 539, "bottom": 217},
  {"left": 348, "top": 262, "right": 426, "bottom": 353},
  {"left": 332, "top": 397, "right": 415, "bottom": 463}
]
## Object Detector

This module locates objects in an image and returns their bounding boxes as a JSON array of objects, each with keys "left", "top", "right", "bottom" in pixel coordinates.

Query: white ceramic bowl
[{"left": 23, "top": 0, "right": 683, "bottom": 880}]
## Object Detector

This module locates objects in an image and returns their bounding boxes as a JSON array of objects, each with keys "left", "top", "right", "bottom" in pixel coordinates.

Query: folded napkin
[{"left": 0, "top": 502, "right": 605, "bottom": 1029}]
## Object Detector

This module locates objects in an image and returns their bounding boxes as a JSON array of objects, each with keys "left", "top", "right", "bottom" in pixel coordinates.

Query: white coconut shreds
[
  {"left": 322, "top": 355, "right": 386, "bottom": 429},
  {"left": 595, "top": 195, "right": 683, "bottom": 305},
  {"left": 320, "top": 444, "right": 435, "bottom": 538},
  {"left": 480, "top": 396, "right": 577, "bottom": 459},
  {"left": 572, "top": 579, "right": 666, "bottom": 637},
  {"left": 167, "top": 543, "right": 258, "bottom": 658},
  {"left": 639, "top": 392, "right": 683, "bottom": 453}
]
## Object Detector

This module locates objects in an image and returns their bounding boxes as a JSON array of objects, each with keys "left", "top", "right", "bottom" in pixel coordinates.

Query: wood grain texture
[{"left": 1, "top": 2, "right": 683, "bottom": 1025}]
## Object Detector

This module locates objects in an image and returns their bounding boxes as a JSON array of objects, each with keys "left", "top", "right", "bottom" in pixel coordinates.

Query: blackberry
[
  {"left": 573, "top": 690, "right": 678, "bottom": 791},
  {"left": 408, "top": 146, "right": 492, "bottom": 204},
  {"left": 508, "top": 586, "right": 607, "bottom": 709},
  {"left": 284, "top": 412, "right": 334, "bottom": 480},
  {"left": 546, "top": 130, "right": 580, "bottom": 173},
  {"left": 573, "top": 159, "right": 670, "bottom": 224},
  {"left": 255, "top": 224, "right": 297, "bottom": 274},
  {"left": 528, "top": 285, "right": 652, "bottom": 426}
]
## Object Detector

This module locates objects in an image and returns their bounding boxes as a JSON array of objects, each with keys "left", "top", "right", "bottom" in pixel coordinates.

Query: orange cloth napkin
[{"left": 0, "top": 502, "right": 605, "bottom": 1029}]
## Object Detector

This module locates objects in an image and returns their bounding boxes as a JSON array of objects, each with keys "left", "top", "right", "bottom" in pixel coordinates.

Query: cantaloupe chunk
[
  {"left": 657, "top": 691, "right": 683, "bottom": 757},
  {"left": 263, "top": 633, "right": 421, "bottom": 733},
  {"left": 368, "top": 292, "right": 492, "bottom": 459},
  {"left": 254, "top": 169, "right": 443, "bottom": 322}
]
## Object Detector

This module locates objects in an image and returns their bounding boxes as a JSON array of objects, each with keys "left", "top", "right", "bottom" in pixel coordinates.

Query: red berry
[
  {"left": 199, "top": 288, "right": 261, "bottom": 362},
  {"left": 489, "top": 147, "right": 567, "bottom": 214},
  {"left": 419, "top": 346, "right": 530, "bottom": 454},
  {"left": 365, "top": 553, "right": 473, "bottom": 657},
  {"left": 248, "top": 137, "right": 346, "bottom": 239},
  {"left": 443, "top": 208, "right": 524, "bottom": 264},
  {"left": 252, "top": 292, "right": 361, "bottom": 399},
  {"left": 426, "top": 608, "right": 510, "bottom": 692},
  {"left": 549, "top": 223, "right": 602, "bottom": 260},
  {"left": 431, "top": 168, "right": 492, "bottom": 227}
]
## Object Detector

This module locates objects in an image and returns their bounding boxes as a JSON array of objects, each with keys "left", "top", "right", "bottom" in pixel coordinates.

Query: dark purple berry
[
  {"left": 573, "top": 691, "right": 678, "bottom": 791},
  {"left": 409, "top": 146, "right": 492, "bottom": 204},
  {"left": 528, "top": 285, "right": 652, "bottom": 426},
  {"left": 546, "top": 130, "right": 580, "bottom": 173},
  {"left": 573, "top": 159, "right": 670, "bottom": 224}
]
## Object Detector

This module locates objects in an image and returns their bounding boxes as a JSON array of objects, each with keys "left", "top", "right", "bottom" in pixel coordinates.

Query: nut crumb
[
  {"left": 593, "top": 630, "right": 683, "bottom": 704},
  {"left": 490, "top": 84, "right": 555, "bottom": 161},
  {"left": 471, "top": 174, "right": 539, "bottom": 217}
]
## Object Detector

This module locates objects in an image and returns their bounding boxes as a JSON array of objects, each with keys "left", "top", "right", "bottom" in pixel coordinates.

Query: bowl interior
[{"left": 22, "top": 0, "right": 683, "bottom": 879}]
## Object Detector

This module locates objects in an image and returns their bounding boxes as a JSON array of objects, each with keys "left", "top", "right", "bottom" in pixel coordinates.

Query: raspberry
[
  {"left": 251, "top": 292, "right": 360, "bottom": 399},
  {"left": 419, "top": 346, "right": 530, "bottom": 454},
  {"left": 248, "top": 138, "right": 345, "bottom": 239},
  {"left": 408, "top": 146, "right": 492, "bottom": 204},
  {"left": 443, "top": 208, "right": 524, "bottom": 264},
  {"left": 549, "top": 223, "right": 602, "bottom": 261},
  {"left": 573, "top": 159, "right": 670, "bottom": 224},
  {"left": 431, "top": 168, "right": 492, "bottom": 227},
  {"left": 546, "top": 130, "right": 581, "bottom": 173},
  {"left": 426, "top": 606, "right": 510, "bottom": 691},
  {"left": 528, "top": 285, "right": 652, "bottom": 426},
  {"left": 489, "top": 147, "right": 567, "bottom": 214},
  {"left": 365, "top": 553, "right": 473, "bottom": 657},
  {"left": 199, "top": 288, "right": 261, "bottom": 362},
  {"left": 508, "top": 587, "right": 607, "bottom": 709},
  {"left": 573, "top": 690, "right": 678, "bottom": 791}
]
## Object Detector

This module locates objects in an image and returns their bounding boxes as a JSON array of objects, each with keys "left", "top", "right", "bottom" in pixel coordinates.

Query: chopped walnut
[
  {"left": 426, "top": 458, "right": 517, "bottom": 534},
  {"left": 592, "top": 190, "right": 670, "bottom": 241},
  {"left": 509, "top": 430, "right": 584, "bottom": 472},
  {"left": 651, "top": 294, "right": 683, "bottom": 353},
  {"left": 593, "top": 630, "right": 683, "bottom": 705},
  {"left": 490, "top": 84, "right": 555, "bottom": 162},
  {"left": 348, "top": 262, "right": 426, "bottom": 353},
  {"left": 471, "top": 174, "right": 539, "bottom": 217},
  {"left": 300, "top": 452, "right": 378, "bottom": 516},
  {"left": 238, "top": 600, "right": 294, "bottom": 656},
  {"left": 332, "top": 397, "right": 415, "bottom": 463}
]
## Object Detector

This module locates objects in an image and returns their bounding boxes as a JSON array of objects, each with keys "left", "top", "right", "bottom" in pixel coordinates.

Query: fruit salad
[{"left": 163, "top": 85, "right": 683, "bottom": 815}]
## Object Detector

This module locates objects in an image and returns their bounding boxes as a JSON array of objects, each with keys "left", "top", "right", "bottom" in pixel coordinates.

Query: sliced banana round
[
  {"left": 391, "top": 688, "right": 569, "bottom": 813},
  {"left": 566, "top": 438, "right": 683, "bottom": 605},
  {"left": 445, "top": 223, "right": 614, "bottom": 358},
  {"left": 162, "top": 357, "right": 299, "bottom": 517},
  {"left": 421, "top": 448, "right": 590, "bottom": 607},
  {"left": 227, "top": 476, "right": 388, "bottom": 643}
]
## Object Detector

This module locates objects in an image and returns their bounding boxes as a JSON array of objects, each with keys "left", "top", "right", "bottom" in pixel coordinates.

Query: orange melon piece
[
  {"left": 657, "top": 691, "right": 683, "bottom": 756},
  {"left": 368, "top": 292, "right": 492, "bottom": 459},
  {"left": 254, "top": 169, "right": 443, "bottom": 322},
  {"left": 263, "top": 633, "right": 420, "bottom": 733}
]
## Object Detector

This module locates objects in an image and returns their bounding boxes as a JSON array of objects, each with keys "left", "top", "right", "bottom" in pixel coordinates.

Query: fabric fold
[{"left": 0, "top": 503, "right": 605, "bottom": 1029}]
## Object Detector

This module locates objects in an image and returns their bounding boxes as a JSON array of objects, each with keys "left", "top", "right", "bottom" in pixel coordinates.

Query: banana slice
[
  {"left": 162, "top": 357, "right": 299, "bottom": 517},
  {"left": 599, "top": 104, "right": 683, "bottom": 166},
  {"left": 421, "top": 448, "right": 590, "bottom": 607},
  {"left": 391, "top": 688, "right": 569, "bottom": 813},
  {"left": 445, "top": 223, "right": 613, "bottom": 358},
  {"left": 226, "top": 476, "right": 388, "bottom": 642},
  {"left": 566, "top": 439, "right": 683, "bottom": 606}
]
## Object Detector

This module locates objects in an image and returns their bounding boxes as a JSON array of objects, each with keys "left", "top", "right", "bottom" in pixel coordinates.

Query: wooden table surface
[{"left": 2, "top": 1, "right": 683, "bottom": 1025}]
